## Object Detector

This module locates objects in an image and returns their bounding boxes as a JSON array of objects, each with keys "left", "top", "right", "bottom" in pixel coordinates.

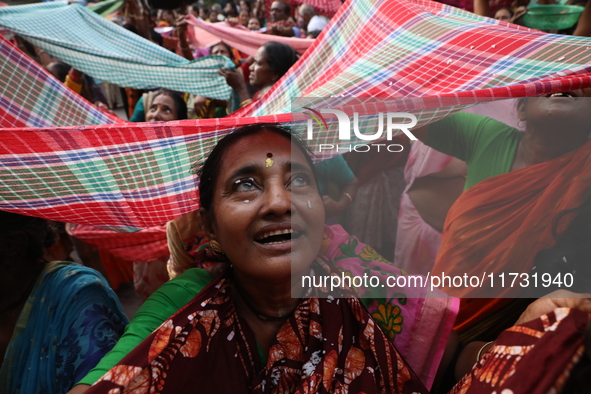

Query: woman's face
[
  {"left": 211, "top": 44, "right": 231, "bottom": 58},
  {"left": 204, "top": 130, "right": 325, "bottom": 282},
  {"left": 520, "top": 89, "right": 591, "bottom": 134},
  {"left": 161, "top": 10, "right": 175, "bottom": 25},
  {"left": 249, "top": 47, "right": 279, "bottom": 89},
  {"left": 239, "top": 10, "right": 250, "bottom": 26},
  {"left": 494, "top": 8, "right": 512, "bottom": 22},
  {"left": 248, "top": 17, "right": 261, "bottom": 30},
  {"left": 146, "top": 94, "right": 178, "bottom": 122}
]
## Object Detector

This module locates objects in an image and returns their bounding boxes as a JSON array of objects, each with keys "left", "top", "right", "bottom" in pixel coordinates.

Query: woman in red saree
[{"left": 427, "top": 93, "right": 591, "bottom": 341}]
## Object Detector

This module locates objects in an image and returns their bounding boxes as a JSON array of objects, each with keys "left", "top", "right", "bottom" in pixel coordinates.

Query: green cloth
[
  {"left": 129, "top": 96, "right": 145, "bottom": 123},
  {"left": 425, "top": 112, "right": 522, "bottom": 190},
  {"left": 0, "top": 3, "right": 234, "bottom": 99},
  {"left": 86, "top": 0, "right": 123, "bottom": 17},
  {"left": 80, "top": 264, "right": 379, "bottom": 386}
]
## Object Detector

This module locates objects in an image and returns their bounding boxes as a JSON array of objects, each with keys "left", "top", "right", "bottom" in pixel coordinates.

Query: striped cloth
[
  {"left": 244, "top": 0, "right": 591, "bottom": 117},
  {"left": 0, "top": 2, "right": 234, "bottom": 99},
  {"left": 1, "top": 0, "right": 591, "bottom": 230},
  {"left": 0, "top": 35, "right": 118, "bottom": 128}
]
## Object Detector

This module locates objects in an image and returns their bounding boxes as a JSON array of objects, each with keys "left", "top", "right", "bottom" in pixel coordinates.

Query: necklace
[{"left": 232, "top": 279, "right": 292, "bottom": 322}]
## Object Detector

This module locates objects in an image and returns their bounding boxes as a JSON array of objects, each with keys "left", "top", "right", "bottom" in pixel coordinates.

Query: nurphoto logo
[{"left": 303, "top": 108, "right": 418, "bottom": 153}]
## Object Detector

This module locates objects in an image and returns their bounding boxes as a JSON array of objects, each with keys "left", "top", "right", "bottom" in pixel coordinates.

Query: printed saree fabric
[
  {"left": 450, "top": 308, "right": 589, "bottom": 394},
  {"left": 432, "top": 139, "right": 591, "bottom": 333},
  {"left": 165, "top": 221, "right": 458, "bottom": 389},
  {"left": 86, "top": 263, "right": 429, "bottom": 393},
  {"left": 0, "top": 261, "right": 128, "bottom": 394}
]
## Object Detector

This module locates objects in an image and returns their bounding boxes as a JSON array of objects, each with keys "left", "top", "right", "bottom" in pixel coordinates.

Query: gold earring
[{"left": 210, "top": 240, "right": 224, "bottom": 254}]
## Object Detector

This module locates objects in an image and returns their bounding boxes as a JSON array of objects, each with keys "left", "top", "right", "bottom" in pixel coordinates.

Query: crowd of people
[{"left": 2, "top": 0, "right": 591, "bottom": 392}]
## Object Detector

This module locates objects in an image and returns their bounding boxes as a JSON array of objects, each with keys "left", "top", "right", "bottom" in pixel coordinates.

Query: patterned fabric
[
  {"left": 3, "top": 0, "right": 591, "bottom": 229},
  {"left": 86, "top": 261, "right": 430, "bottom": 394},
  {"left": 0, "top": 35, "right": 118, "bottom": 128},
  {"left": 165, "top": 223, "right": 458, "bottom": 389},
  {"left": 450, "top": 308, "right": 589, "bottom": 394},
  {"left": 186, "top": 17, "right": 313, "bottom": 57},
  {"left": 0, "top": 3, "right": 234, "bottom": 98},
  {"left": 432, "top": 139, "right": 591, "bottom": 333},
  {"left": 244, "top": 0, "right": 591, "bottom": 117},
  {"left": 0, "top": 261, "right": 128, "bottom": 394}
]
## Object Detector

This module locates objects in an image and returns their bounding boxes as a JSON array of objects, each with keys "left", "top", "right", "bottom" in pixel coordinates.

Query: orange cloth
[
  {"left": 65, "top": 75, "right": 83, "bottom": 94},
  {"left": 432, "top": 139, "right": 591, "bottom": 333}
]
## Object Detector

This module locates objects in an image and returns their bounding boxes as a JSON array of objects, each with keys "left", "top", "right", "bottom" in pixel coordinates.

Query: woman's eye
[
  {"left": 291, "top": 174, "right": 310, "bottom": 187},
  {"left": 234, "top": 178, "right": 257, "bottom": 192}
]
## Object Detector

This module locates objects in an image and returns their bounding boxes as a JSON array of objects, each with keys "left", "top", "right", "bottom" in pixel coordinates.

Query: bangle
[
  {"left": 343, "top": 192, "right": 353, "bottom": 205},
  {"left": 240, "top": 98, "right": 253, "bottom": 107},
  {"left": 476, "top": 341, "right": 494, "bottom": 362}
]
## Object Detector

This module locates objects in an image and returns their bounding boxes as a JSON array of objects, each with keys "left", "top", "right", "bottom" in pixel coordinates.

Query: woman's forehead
[{"left": 220, "top": 131, "right": 310, "bottom": 172}]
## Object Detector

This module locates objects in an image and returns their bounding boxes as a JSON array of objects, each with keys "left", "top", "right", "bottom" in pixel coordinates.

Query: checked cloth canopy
[
  {"left": 0, "top": 2, "right": 234, "bottom": 99},
  {"left": 1, "top": 0, "right": 591, "bottom": 230},
  {"left": 0, "top": 35, "right": 119, "bottom": 128}
]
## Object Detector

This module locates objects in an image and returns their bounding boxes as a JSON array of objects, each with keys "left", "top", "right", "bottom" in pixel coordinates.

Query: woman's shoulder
[
  {"left": 147, "top": 267, "right": 214, "bottom": 305},
  {"left": 43, "top": 261, "right": 111, "bottom": 290}
]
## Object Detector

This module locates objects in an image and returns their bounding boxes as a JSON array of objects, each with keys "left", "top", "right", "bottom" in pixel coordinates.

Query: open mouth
[
  {"left": 255, "top": 229, "right": 301, "bottom": 245},
  {"left": 548, "top": 92, "right": 575, "bottom": 98}
]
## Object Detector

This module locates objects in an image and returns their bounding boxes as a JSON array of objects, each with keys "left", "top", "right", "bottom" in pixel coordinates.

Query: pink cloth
[
  {"left": 325, "top": 224, "right": 459, "bottom": 389},
  {"left": 394, "top": 142, "right": 452, "bottom": 275},
  {"left": 394, "top": 100, "right": 521, "bottom": 276},
  {"left": 186, "top": 16, "right": 314, "bottom": 57}
]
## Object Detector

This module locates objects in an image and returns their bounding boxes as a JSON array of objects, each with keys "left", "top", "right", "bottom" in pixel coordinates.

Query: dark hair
[
  {"left": 0, "top": 211, "right": 55, "bottom": 264},
  {"left": 150, "top": 29, "right": 164, "bottom": 46},
  {"left": 279, "top": 0, "right": 291, "bottom": 15},
  {"left": 195, "top": 124, "right": 316, "bottom": 212},
  {"left": 46, "top": 62, "right": 70, "bottom": 83},
  {"left": 123, "top": 23, "right": 139, "bottom": 35},
  {"left": 224, "top": 2, "right": 238, "bottom": 15},
  {"left": 262, "top": 42, "right": 298, "bottom": 80},
  {"left": 307, "top": 30, "right": 322, "bottom": 39},
  {"left": 209, "top": 42, "right": 237, "bottom": 63},
  {"left": 151, "top": 89, "right": 188, "bottom": 120}
]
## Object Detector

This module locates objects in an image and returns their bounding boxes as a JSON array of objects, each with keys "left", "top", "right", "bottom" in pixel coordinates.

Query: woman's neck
[
  {"left": 514, "top": 129, "right": 588, "bottom": 170},
  {"left": 232, "top": 272, "right": 299, "bottom": 320},
  {"left": 231, "top": 273, "right": 299, "bottom": 355}
]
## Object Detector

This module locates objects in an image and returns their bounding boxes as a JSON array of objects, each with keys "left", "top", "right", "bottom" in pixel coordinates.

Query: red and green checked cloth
[{"left": 1, "top": 0, "right": 591, "bottom": 230}]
